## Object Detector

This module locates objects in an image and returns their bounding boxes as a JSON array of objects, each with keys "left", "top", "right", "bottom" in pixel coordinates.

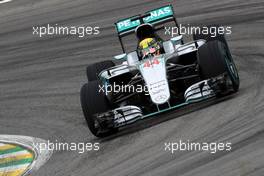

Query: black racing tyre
[
  {"left": 86, "top": 60, "right": 115, "bottom": 81},
  {"left": 193, "top": 25, "right": 228, "bottom": 46},
  {"left": 197, "top": 40, "right": 240, "bottom": 92},
  {"left": 80, "top": 81, "right": 117, "bottom": 137}
]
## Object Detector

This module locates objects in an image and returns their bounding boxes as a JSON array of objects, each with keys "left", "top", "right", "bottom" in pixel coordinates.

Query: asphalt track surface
[{"left": 0, "top": 0, "right": 264, "bottom": 175}]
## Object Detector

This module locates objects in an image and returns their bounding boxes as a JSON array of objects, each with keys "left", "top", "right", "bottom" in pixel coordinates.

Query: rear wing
[
  {"left": 114, "top": 5, "right": 179, "bottom": 52},
  {"left": 115, "top": 5, "right": 177, "bottom": 37}
]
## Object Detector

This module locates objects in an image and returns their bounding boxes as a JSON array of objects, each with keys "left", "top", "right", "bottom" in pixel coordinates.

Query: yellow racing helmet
[
  {"left": 139, "top": 38, "right": 155, "bottom": 49},
  {"left": 139, "top": 38, "right": 160, "bottom": 58}
]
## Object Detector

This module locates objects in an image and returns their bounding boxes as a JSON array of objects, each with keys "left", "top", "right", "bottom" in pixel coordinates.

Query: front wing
[{"left": 94, "top": 75, "right": 231, "bottom": 131}]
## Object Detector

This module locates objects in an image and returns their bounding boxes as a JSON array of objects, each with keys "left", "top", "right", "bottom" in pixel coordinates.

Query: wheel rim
[
  {"left": 222, "top": 45, "right": 239, "bottom": 83},
  {"left": 226, "top": 56, "right": 239, "bottom": 80}
]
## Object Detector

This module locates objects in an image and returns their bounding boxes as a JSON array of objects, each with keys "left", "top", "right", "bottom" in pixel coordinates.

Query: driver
[{"left": 139, "top": 38, "right": 161, "bottom": 59}]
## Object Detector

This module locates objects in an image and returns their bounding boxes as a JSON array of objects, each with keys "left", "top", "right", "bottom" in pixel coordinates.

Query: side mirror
[
  {"left": 170, "top": 35, "right": 183, "bottom": 45},
  {"left": 114, "top": 53, "right": 127, "bottom": 60}
]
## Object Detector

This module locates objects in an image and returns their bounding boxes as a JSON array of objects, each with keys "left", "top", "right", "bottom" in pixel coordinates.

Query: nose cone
[{"left": 139, "top": 57, "right": 170, "bottom": 105}]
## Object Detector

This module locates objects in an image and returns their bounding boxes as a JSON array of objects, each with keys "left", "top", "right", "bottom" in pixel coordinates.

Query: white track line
[{"left": 0, "top": 0, "right": 12, "bottom": 4}]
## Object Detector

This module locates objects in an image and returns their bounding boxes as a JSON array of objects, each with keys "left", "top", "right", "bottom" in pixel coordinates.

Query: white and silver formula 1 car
[{"left": 80, "top": 5, "right": 240, "bottom": 137}]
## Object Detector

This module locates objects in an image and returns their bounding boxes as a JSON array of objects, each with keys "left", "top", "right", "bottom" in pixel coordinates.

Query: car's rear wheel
[
  {"left": 80, "top": 81, "right": 117, "bottom": 137},
  {"left": 197, "top": 40, "right": 239, "bottom": 92},
  {"left": 86, "top": 60, "right": 115, "bottom": 81}
]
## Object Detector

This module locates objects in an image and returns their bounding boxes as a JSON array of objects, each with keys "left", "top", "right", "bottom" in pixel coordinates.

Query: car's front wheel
[
  {"left": 197, "top": 40, "right": 239, "bottom": 92},
  {"left": 80, "top": 81, "right": 117, "bottom": 137}
]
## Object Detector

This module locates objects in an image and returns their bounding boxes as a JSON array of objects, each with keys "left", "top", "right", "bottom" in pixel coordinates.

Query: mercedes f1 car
[{"left": 80, "top": 5, "right": 240, "bottom": 137}]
